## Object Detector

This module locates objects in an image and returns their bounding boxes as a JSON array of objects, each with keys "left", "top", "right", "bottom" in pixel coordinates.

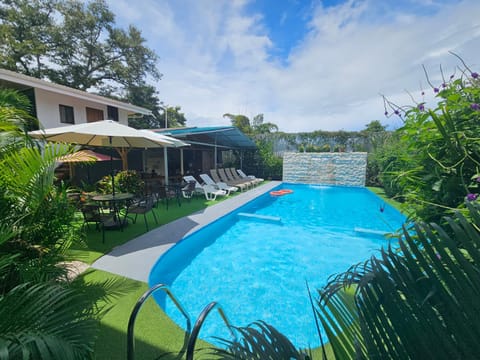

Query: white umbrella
[{"left": 29, "top": 120, "right": 188, "bottom": 193}]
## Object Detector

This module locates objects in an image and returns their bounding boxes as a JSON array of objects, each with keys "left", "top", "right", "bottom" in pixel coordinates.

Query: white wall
[{"left": 34, "top": 88, "right": 129, "bottom": 128}]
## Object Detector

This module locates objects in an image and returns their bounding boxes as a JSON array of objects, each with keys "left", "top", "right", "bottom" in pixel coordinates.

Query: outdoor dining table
[{"left": 92, "top": 192, "right": 134, "bottom": 229}]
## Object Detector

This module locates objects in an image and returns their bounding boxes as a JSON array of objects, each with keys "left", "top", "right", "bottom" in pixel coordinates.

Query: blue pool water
[{"left": 149, "top": 184, "right": 406, "bottom": 349}]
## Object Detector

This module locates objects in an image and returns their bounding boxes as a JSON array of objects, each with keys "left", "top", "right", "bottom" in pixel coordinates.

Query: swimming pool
[{"left": 149, "top": 183, "right": 406, "bottom": 349}]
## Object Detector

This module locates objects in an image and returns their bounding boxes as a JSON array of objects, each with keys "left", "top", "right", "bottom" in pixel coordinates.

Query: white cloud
[{"left": 107, "top": 0, "right": 480, "bottom": 132}]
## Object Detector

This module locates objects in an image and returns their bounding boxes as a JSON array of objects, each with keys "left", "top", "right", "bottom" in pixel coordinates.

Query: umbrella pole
[{"left": 109, "top": 136, "right": 115, "bottom": 196}]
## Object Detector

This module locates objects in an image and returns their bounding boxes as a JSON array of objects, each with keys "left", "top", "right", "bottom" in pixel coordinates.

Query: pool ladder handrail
[
  {"left": 186, "top": 301, "right": 237, "bottom": 360},
  {"left": 127, "top": 283, "right": 191, "bottom": 360}
]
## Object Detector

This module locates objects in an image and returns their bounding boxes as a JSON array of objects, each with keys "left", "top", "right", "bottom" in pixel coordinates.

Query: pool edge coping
[{"left": 91, "top": 181, "right": 281, "bottom": 282}]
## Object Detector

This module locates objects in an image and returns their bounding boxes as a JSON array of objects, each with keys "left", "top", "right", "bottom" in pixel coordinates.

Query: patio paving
[{"left": 91, "top": 181, "right": 281, "bottom": 282}]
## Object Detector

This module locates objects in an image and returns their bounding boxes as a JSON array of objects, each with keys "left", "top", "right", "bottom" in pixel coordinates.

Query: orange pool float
[{"left": 270, "top": 189, "right": 293, "bottom": 196}]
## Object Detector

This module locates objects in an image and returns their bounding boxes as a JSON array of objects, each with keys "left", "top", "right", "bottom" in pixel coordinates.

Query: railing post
[
  {"left": 186, "top": 302, "right": 236, "bottom": 360},
  {"left": 127, "top": 284, "right": 191, "bottom": 360}
]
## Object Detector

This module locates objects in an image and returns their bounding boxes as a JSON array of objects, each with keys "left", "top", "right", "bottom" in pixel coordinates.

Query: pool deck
[{"left": 91, "top": 181, "right": 281, "bottom": 282}]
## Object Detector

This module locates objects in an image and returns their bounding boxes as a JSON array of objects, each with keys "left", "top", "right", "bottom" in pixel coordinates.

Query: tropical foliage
[
  {"left": 376, "top": 57, "right": 480, "bottom": 223},
  {"left": 317, "top": 203, "right": 480, "bottom": 359},
  {"left": 211, "top": 321, "right": 311, "bottom": 360},
  {"left": 97, "top": 169, "right": 144, "bottom": 195},
  {"left": 223, "top": 113, "right": 283, "bottom": 179},
  {"left": 0, "top": 89, "right": 135, "bottom": 358}
]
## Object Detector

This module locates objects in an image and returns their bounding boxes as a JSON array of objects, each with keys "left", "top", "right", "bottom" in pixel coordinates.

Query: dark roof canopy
[{"left": 152, "top": 126, "right": 256, "bottom": 150}]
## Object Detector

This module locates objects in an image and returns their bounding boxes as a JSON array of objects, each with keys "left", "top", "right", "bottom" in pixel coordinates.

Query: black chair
[
  {"left": 128, "top": 195, "right": 158, "bottom": 231},
  {"left": 80, "top": 204, "right": 113, "bottom": 243},
  {"left": 181, "top": 181, "right": 196, "bottom": 201},
  {"left": 156, "top": 185, "right": 181, "bottom": 210}
]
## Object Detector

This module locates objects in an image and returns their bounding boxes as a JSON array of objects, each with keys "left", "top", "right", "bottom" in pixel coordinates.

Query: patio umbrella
[
  {"left": 58, "top": 149, "right": 120, "bottom": 181},
  {"left": 29, "top": 120, "right": 188, "bottom": 195},
  {"left": 58, "top": 149, "right": 120, "bottom": 163}
]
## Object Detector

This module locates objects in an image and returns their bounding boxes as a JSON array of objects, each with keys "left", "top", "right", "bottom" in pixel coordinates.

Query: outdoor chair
[
  {"left": 211, "top": 168, "right": 247, "bottom": 191},
  {"left": 181, "top": 181, "right": 196, "bottom": 200},
  {"left": 80, "top": 204, "right": 114, "bottom": 243},
  {"left": 226, "top": 168, "right": 255, "bottom": 188},
  {"left": 235, "top": 168, "right": 263, "bottom": 185},
  {"left": 157, "top": 185, "right": 181, "bottom": 210},
  {"left": 219, "top": 168, "right": 250, "bottom": 190},
  {"left": 199, "top": 173, "right": 238, "bottom": 195},
  {"left": 128, "top": 194, "right": 158, "bottom": 231},
  {"left": 203, "top": 184, "right": 227, "bottom": 201},
  {"left": 182, "top": 175, "right": 205, "bottom": 195}
]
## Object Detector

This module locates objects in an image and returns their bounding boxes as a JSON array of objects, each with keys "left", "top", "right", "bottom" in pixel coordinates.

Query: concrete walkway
[{"left": 92, "top": 181, "right": 280, "bottom": 282}]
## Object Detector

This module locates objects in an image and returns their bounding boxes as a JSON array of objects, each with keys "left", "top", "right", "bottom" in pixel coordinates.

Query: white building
[{"left": 0, "top": 68, "right": 151, "bottom": 128}]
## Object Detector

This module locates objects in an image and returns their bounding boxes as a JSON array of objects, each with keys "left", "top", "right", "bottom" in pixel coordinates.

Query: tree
[
  {"left": 223, "top": 113, "right": 252, "bottom": 134},
  {"left": 164, "top": 105, "right": 187, "bottom": 128},
  {"left": 0, "top": 0, "right": 160, "bottom": 93},
  {"left": 49, "top": 0, "right": 160, "bottom": 92},
  {"left": 0, "top": 0, "right": 57, "bottom": 78},
  {"left": 125, "top": 83, "right": 165, "bottom": 129},
  {"left": 223, "top": 112, "right": 282, "bottom": 179}
]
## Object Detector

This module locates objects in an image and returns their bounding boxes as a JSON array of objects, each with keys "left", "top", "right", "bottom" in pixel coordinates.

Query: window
[
  {"left": 59, "top": 105, "right": 74, "bottom": 124},
  {"left": 86, "top": 107, "right": 104, "bottom": 123},
  {"left": 107, "top": 106, "right": 119, "bottom": 122}
]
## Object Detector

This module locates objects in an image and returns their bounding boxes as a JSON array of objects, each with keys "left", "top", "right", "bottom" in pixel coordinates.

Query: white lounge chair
[
  {"left": 199, "top": 173, "right": 238, "bottom": 195},
  {"left": 237, "top": 169, "right": 263, "bottom": 184},
  {"left": 203, "top": 184, "right": 227, "bottom": 201}
]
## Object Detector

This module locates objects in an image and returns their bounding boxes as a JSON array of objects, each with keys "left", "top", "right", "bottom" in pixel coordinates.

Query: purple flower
[
  {"left": 394, "top": 110, "right": 400, "bottom": 115},
  {"left": 434, "top": 87, "right": 439, "bottom": 93},
  {"left": 467, "top": 193, "right": 478, "bottom": 201},
  {"left": 472, "top": 72, "right": 479, "bottom": 79},
  {"left": 442, "top": 83, "right": 447, "bottom": 88},
  {"left": 418, "top": 104, "right": 425, "bottom": 111},
  {"left": 421, "top": 91, "right": 425, "bottom": 96},
  {"left": 471, "top": 103, "right": 480, "bottom": 111},
  {"left": 450, "top": 74, "right": 455, "bottom": 79},
  {"left": 384, "top": 111, "right": 388, "bottom": 116},
  {"left": 476, "top": 177, "right": 480, "bottom": 183}
]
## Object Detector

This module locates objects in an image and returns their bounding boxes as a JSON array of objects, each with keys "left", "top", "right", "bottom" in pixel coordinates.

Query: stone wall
[{"left": 282, "top": 152, "right": 367, "bottom": 186}]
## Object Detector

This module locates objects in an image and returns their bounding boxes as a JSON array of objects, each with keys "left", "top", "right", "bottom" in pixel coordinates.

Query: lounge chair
[
  {"left": 199, "top": 173, "right": 238, "bottom": 195},
  {"left": 236, "top": 168, "right": 263, "bottom": 185},
  {"left": 203, "top": 184, "right": 227, "bottom": 201},
  {"left": 224, "top": 168, "right": 254, "bottom": 189},
  {"left": 211, "top": 168, "right": 247, "bottom": 192}
]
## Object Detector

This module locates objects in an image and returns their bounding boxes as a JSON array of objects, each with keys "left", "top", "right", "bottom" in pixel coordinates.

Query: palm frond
[
  {"left": 210, "top": 320, "right": 310, "bottom": 360},
  {"left": 317, "top": 203, "right": 480, "bottom": 359},
  {"left": 0, "top": 282, "right": 98, "bottom": 359}
]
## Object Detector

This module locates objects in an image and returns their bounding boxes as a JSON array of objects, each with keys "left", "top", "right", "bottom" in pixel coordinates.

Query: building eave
[{"left": 0, "top": 68, "right": 152, "bottom": 116}]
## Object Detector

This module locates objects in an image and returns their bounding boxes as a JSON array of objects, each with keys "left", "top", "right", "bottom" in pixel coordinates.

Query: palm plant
[
  {"left": 0, "top": 89, "right": 137, "bottom": 358},
  {"left": 210, "top": 321, "right": 311, "bottom": 360},
  {"left": 317, "top": 203, "right": 480, "bottom": 359}
]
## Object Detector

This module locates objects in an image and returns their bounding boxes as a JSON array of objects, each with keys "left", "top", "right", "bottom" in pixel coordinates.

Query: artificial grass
[
  {"left": 82, "top": 269, "right": 214, "bottom": 359},
  {"left": 68, "top": 196, "right": 216, "bottom": 264}
]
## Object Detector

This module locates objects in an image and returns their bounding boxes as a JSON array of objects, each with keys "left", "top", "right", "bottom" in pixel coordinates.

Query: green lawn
[{"left": 74, "top": 186, "right": 391, "bottom": 359}]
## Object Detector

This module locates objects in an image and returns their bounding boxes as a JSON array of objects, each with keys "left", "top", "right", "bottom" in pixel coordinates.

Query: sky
[{"left": 106, "top": 0, "right": 480, "bottom": 132}]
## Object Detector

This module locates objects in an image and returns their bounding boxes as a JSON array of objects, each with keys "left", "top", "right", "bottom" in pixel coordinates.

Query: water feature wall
[{"left": 282, "top": 152, "right": 367, "bottom": 186}]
